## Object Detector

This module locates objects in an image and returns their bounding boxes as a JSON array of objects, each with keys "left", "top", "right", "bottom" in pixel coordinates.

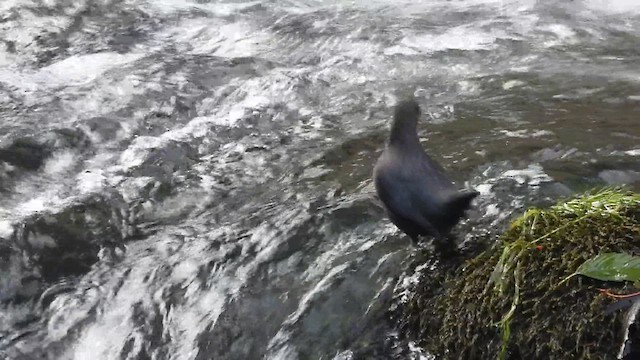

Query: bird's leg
[{"left": 432, "top": 232, "right": 459, "bottom": 257}]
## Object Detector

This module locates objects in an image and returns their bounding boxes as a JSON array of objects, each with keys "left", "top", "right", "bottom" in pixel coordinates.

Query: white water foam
[
  {"left": 0, "top": 52, "right": 144, "bottom": 91},
  {"left": 0, "top": 219, "right": 13, "bottom": 238},
  {"left": 501, "top": 129, "right": 554, "bottom": 138},
  {"left": 153, "top": 16, "right": 273, "bottom": 58},
  {"left": 583, "top": 0, "right": 640, "bottom": 14},
  {"left": 502, "top": 164, "right": 553, "bottom": 186},
  {"left": 400, "top": 25, "right": 503, "bottom": 53}
]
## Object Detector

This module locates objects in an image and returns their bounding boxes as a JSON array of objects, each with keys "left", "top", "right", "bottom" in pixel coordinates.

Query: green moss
[{"left": 397, "top": 188, "right": 640, "bottom": 360}]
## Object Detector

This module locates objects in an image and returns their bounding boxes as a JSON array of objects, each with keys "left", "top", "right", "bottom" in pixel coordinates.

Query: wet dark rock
[
  {"left": 49, "top": 128, "right": 91, "bottom": 150},
  {"left": 33, "top": 29, "right": 70, "bottom": 65},
  {"left": 107, "top": 25, "right": 146, "bottom": 54},
  {"left": 0, "top": 137, "right": 52, "bottom": 170},
  {"left": 82, "top": 116, "right": 124, "bottom": 141},
  {"left": 11, "top": 193, "right": 135, "bottom": 284},
  {"left": 130, "top": 140, "right": 199, "bottom": 179},
  {"left": 621, "top": 308, "right": 640, "bottom": 360},
  {"left": 0, "top": 128, "right": 91, "bottom": 171},
  {"left": 4, "top": 40, "right": 16, "bottom": 53},
  {"left": 132, "top": 98, "right": 197, "bottom": 137},
  {"left": 279, "top": 135, "right": 292, "bottom": 145},
  {"left": 19, "top": 277, "right": 41, "bottom": 299},
  {"left": 245, "top": 145, "right": 269, "bottom": 153},
  {"left": 394, "top": 189, "right": 640, "bottom": 360},
  {"left": 599, "top": 170, "right": 640, "bottom": 186},
  {"left": 138, "top": 111, "right": 174, "bottom": 136},
  {"left": 0, "top": 245, "right": 42, "bottom": 303}
]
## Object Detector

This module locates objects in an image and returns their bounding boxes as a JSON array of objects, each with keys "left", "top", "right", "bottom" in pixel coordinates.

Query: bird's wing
[
  {"left": 417, "top": 152, "right": 456, "bottom": 191},
  {"left": 375, "top": 171, "right": 442, "bottom": 237}
]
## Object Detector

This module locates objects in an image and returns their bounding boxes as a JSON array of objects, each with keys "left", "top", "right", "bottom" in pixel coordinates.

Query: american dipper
[{"left": 373, "top": 99, "right": 478, "bottom": 248}]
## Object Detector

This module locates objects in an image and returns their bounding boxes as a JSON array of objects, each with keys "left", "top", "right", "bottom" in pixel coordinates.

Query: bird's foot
[{"left": 432, "top": 234, "right": 459, "bottom": 258}]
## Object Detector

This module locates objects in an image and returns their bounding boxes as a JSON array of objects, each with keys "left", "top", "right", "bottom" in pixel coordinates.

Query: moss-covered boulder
[{"left": 395, "top": 188, "right": 640, "bottom": 360}]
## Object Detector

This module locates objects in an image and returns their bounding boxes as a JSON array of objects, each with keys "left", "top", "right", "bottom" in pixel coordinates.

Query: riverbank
[{"left": 394, "top": 188, "right": 640, "bottom": 359}]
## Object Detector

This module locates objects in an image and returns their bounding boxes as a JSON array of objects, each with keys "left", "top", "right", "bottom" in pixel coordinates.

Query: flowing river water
[{"left": 1, "top": 0, "right": 640, "bottom": 359}]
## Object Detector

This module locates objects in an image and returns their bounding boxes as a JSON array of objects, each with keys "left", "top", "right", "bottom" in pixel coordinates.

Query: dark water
[{"left": 1, "top": 0, "right": 639, "bottom": 359}]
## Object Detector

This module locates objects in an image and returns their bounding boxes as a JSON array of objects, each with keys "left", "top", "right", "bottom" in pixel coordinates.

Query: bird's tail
[{"left": 443, "top": 189, "right": 479, "bottom": 219}]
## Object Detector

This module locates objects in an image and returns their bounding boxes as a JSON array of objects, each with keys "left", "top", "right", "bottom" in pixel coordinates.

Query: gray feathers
[{"left": 373, "top": 99, "right": 478, "bottom": 245}]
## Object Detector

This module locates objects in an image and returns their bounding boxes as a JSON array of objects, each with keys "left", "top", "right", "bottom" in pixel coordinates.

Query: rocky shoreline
[{"left": 393, "top": 188, "right": 640, "bottom": 360}]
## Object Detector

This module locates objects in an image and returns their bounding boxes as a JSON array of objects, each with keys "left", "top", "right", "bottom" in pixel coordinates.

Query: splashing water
[{"left": 1, "top": 0, "right": 639, "bottom": 359}]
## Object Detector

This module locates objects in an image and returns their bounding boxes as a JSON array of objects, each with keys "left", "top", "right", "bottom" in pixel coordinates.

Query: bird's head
[{"left": 389, "top": 99, "right": 422, "bottom": 145}]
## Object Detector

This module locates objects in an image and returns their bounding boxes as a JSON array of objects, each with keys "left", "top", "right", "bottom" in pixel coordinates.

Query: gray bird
[{"left": 373, "top": 98, "right": 478, "bottom": 248}]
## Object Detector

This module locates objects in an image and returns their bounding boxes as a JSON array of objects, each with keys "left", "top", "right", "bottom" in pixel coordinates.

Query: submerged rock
[
  {"left": 0, "top": 128, "right": 90, "bottom": 171},
  {"left": 9, "top": 192, "right": 135, "bottom": 285},
  {"left": 394, "top": 188, "right": 640, "bottom": 360},
  {"left": 0, "top": 137, "right": 51, "bottom": 170}
]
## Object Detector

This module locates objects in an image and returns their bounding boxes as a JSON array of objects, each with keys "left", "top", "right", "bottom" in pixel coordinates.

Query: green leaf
[{"left": 574, "top": 253, "right": 640, "bottom": 282}]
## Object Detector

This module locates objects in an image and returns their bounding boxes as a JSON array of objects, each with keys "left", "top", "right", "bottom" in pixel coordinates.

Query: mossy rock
[{"left": 396, "top": 188, "right": 640, "bottom": 360}]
